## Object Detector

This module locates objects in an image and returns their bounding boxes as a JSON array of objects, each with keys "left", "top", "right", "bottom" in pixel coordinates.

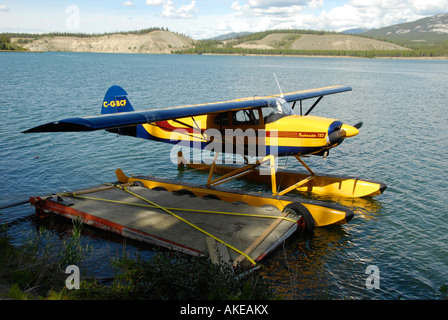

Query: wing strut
[{"left": 304, "top": 96, "right": 324, "bottom": 116}]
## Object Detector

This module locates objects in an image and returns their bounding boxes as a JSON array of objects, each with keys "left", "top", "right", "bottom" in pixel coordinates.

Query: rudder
[
  {"left": 101, "top": 85, "right": 144, "bottom": 138},
  {"left": 101, "top": 85, "right": 134, "bottom": 115}
]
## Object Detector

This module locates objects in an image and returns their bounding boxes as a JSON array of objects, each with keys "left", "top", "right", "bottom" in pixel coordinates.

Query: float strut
[{"left": 272, "top": 155, "right": 316, "bottom": 196}]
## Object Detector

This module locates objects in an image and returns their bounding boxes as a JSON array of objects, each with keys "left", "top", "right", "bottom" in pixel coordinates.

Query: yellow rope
[
  {"left": 66, "top": 193, "right": 297, "bottom": 223},
  {"left": 117, "top": 185, "right": 257, "bottom": 266},
  {"left": 65, "top": 186, "right": 262, "bottom": 265}
]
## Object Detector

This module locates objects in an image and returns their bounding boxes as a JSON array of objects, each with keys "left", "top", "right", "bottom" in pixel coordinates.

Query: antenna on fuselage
[{"left": 273, "top": 73, "right": 284, "bottom": 98}]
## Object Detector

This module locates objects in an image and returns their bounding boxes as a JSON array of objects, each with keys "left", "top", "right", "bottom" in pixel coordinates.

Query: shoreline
[
  {"left": 199, "top": 52, "right": 448, "bottom": 60},
  {"left": 2, "top": 49, "right": 447, "bottom": 60}
]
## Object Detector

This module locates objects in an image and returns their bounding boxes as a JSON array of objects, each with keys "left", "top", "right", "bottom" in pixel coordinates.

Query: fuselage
[{"left": 135, "top": 97, "right": 359, "bottom": 158}]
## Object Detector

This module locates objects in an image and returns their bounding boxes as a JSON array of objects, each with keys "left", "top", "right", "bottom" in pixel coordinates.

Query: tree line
[
  {"left": 0, "top": 34, "right": 26, "bottom": 51},
  {"left": 4, "top": 27, "right": 170, "bottom": 39},
  {"left": 1, "top": 27, "right": 175, "bottom": 51},
  {"left": 2, "top": 27, "right": 447, "bottom": 57},
  {"left": 176, "top": 46, "right": 448, "bottom": 58}
]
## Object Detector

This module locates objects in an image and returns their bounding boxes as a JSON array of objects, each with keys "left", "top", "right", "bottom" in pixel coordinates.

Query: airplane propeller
[
  {"left": 353, "top": 122, "right": 363, "bottom": 129},
  {"left": 328, "top": 122, "right": 362, "bottom": 146},
  {"left": 328, "top": 129, "right": 346, "bottom": 145}
]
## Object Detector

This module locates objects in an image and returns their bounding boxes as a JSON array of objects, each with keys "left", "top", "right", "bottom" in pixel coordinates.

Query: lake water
[{"left": 0, "top": 52, "right": 447, "bottom": 300}]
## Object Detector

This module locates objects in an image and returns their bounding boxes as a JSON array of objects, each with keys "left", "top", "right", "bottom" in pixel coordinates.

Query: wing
[
  {"left": 282, "top": 85, "right": 352, "bottom": 103},
  {"left": 23, "top": 85, "right": 351, "bottom": 133}
]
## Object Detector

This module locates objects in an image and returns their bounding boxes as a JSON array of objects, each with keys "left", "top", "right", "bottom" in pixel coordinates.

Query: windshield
[
  {"left": 261, "top": 98, "right": 296, "bottom": 124},
  {"left": 275, "top": 98, "right": 295, "bottom": 115}
]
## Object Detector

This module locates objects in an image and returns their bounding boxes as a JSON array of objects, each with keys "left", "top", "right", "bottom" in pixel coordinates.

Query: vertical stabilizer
[
  {"left": 101, "top": 85, "right": 134, "bottom": 115},
  {"left": 101, "top": 85, "right": 146, "bottom": 138}
]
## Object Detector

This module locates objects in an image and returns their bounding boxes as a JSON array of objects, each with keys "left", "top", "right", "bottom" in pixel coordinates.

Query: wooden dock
[{"left": 30, "top": 181, "right": 301, "bottom": 268}]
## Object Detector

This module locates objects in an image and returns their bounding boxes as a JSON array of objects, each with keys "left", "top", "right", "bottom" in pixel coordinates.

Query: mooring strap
[
  {"left": 64, "top": 184, "right": 299, "bottom": 266},
  {"left": 67, "top": 193, "right": 297, "bottom": 223},
  {"left": 115, "top": 185, "right": 257, "bottom": 266}
]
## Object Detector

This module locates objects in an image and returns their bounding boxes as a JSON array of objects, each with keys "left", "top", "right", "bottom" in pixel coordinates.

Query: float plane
[{"left": 24, "top": 83, "right": 386, "bottom": 200}]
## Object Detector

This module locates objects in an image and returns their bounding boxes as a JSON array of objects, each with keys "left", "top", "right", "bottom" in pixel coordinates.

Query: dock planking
[{"left": 30, "top": 182, "right": 300, "bottom": 267}]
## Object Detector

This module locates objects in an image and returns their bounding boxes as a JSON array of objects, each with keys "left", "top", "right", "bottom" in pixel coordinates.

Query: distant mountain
[
  {"left": 363, "top": 13, "right": 448, "bottom": 45},
  {"left": 209, "top": 32, "right": 251, "bottom": 41},
  {"left": 342, "top": 28, "right": 370, "bottom": 35}
]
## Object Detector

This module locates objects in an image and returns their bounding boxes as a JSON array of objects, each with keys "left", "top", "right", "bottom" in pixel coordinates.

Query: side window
[
  {"left": 261, "top": 106, "right": 275, "bottom": 119},
  {"left": 213, "top": 112, "right": 231, "bottom": 126},
  {"left": 232, "top": 109, "right": 260, "bottom": 125}
]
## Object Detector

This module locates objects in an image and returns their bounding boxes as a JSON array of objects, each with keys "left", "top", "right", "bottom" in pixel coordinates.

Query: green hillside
[
  {"left": 0, "top": 34, "right": 26, "bottom": 51},
  {"left": 178, "top": 27, "right": 447, "bottom": 58}
]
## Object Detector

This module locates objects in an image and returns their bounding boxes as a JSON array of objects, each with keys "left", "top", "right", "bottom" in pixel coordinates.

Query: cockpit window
[
  {"left": 214, "top": 109, "right": 260, "bottom": 126},
  {"left": 232, "top": 109, "right": 260, "bottom": 125},
  {"left": 214, "top": 112, "right": 230, "bottom": 126},
  {"left": 214, "top": 98, "right": 295, "bottom": 126},
  {"left": 262, "top": 98, "right": 296, "bottom": 124}
]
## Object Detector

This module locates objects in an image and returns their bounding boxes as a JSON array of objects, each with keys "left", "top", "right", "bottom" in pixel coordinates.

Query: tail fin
[
  {"left": 101, "top": 85, "right": 148, "bottom": 138},
  {"left": 101, "top": 85, "right": 134, "bottom": 114}
]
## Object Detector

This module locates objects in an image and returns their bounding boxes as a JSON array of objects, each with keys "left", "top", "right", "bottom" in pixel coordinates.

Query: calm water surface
[{"left": 0, "top": 52, "right": 447, "bottom": 300}]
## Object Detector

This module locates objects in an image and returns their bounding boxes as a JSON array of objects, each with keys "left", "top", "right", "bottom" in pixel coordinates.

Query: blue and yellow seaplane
[{"left": 24, "top": 83, "right": 386, "bottom": 229}]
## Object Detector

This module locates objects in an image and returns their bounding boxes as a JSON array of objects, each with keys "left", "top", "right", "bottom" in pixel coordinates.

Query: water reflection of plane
[{"left": 261, "top": 224, "right": 352, "bottom": 299}]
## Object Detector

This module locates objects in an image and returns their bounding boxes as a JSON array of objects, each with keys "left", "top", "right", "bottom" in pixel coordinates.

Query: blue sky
[{"left": 1, "top": 0, "right": 447, "bottom": 39}]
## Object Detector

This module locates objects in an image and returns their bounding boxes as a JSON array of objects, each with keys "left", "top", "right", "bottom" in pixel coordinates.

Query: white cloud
[
  {"left": 232, "top": 0, "right": 305, "bottom": 17},
  {"left": 324, "top": 3, "right": 378, "bottom": 29},
  {"left": 121, "top": 1, "right": 135, "bottom": 7},
  {"left": 163, "top": 0, "right": 197, "bottom": 18},
  {"left": 0, "top": 5, "right": 9, "bottom": 12},
  {"left": 308, "top": 0, "right": 323, "bottom": 10},
  {"left": 331, "top": 0, "right": 448, "bottom": 30},
  {"left": 230, "top": 1, "right": 248, "bottom": 16},
  {"left": 229, "top": 0, "right": 448, "bottom": 33},
  {"left": 408, "top": 0, "right": 448, "bottom": 15},
  {"left": 146, "top": 0, "right": 166, "bottom": 5},
  {"left": 147, "top": 0, "right": 197, "bottom": 19},
  {"left": 247, "top": 0, "right": 307, "bottom": 8}
]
